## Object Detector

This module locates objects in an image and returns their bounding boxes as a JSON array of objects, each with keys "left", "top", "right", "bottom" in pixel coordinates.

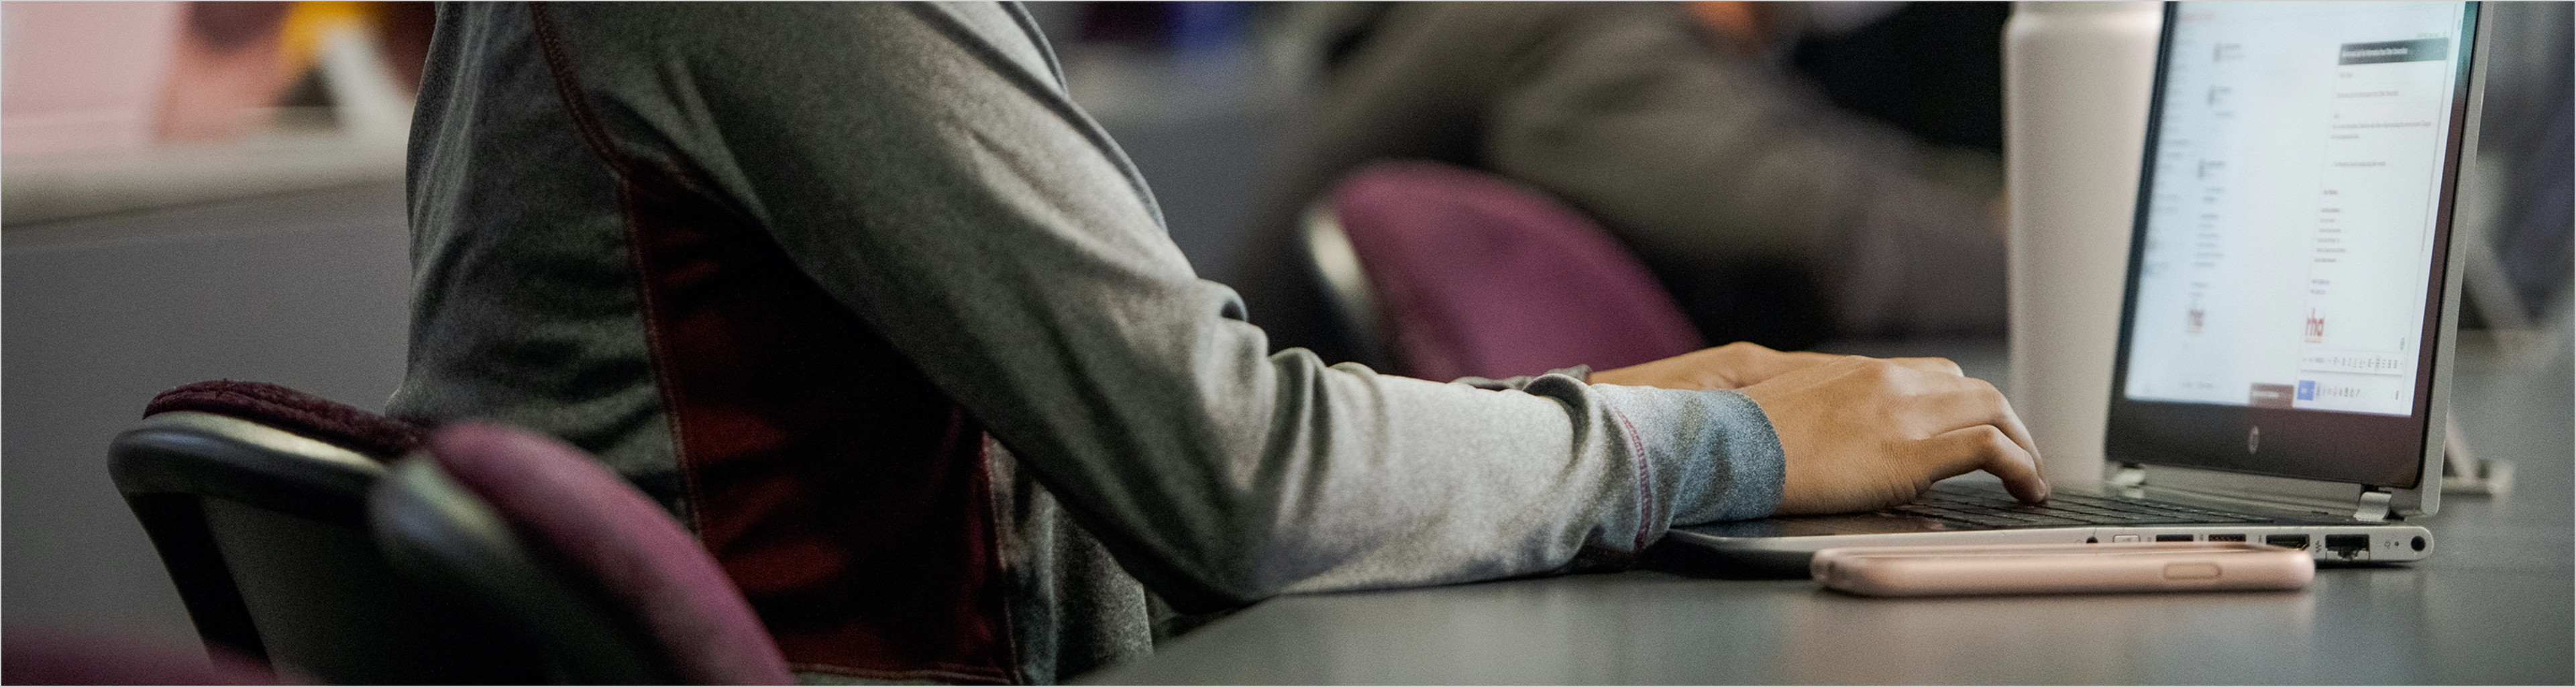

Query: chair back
[
  {"left": 1309, "top": 160, "right": 1703, "bottom": 380},
  {"left": 370, "top": 423, "right": 794, "bottom": 686},
  {"left": 109, "top": 380, "right": 542, "bottom": 684}
]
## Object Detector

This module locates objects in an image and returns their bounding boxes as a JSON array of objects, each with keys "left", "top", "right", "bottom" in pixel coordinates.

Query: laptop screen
[{"left": 2107, "top": 1, "right": 2480, "bottom": 488}]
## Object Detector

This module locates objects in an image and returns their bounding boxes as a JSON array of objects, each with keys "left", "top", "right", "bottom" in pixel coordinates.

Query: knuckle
[
  {"left": 1977, "top": 424, "right": 2012, "bottom": 445},
  {"left": 1958, "top": 425, "right": 2013, "bottom": 456}
]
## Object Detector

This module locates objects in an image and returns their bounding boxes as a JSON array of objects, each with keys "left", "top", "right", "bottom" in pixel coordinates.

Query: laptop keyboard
[{"left": 1886, "top": 484, "right": 2270, "bottom": 529}]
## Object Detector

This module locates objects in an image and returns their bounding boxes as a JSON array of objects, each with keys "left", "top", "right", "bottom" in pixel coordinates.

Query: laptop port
[
  {"left": 2155, "top": 534, "right": 2194, "bottom": 542},
  {"left": 2266, "top": 534, "right": 2311, "bottom": 549},
  {"left": 2207, "top": 534, "right": 2247, "bottom": 542},
  {"left": 2324, "top": 534, "right": 2371, "bottom": 560}
]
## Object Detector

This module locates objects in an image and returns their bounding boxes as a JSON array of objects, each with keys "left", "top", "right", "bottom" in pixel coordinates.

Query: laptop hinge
[
  {"left": 2355, "top": 488, "right": 2395, "bottom": 523},
  {"left": 2110, "top": 463, "right": 2150, "bottom": 498},
  {"left": 2117, "top": 462, "right": 2374, "bottom": 519}
]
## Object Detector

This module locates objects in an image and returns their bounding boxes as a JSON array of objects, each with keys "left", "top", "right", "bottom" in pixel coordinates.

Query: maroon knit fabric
[
  {"left": 144, "top": 380, "right": 427, "bottom": 459},
  {"left": 424, "top": 423, "right": 795, "bottom": 686},
  {"left": 623, "top": 164, "right": 1015, "bottom": 683},
  {"left": 521, "top": 7, "right": 1018, "bottom": 678},
  {"left": 1330, "top": 160, "right": 1705, "bottom": 380}
]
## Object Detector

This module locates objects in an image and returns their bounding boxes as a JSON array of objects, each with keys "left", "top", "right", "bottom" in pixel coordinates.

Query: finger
[
  {"left": 1945, "top": 376, "right": 2047, "bottom": 480},
  {"left": 1922, "top": 425, "right": 2049, "bottom": 503},
  {"left": 1886, "top": 368, "right": 2012, "bottom": 431},
  {"left": 1884, "top": 356, "right": 1966, "bottom": 377},
  {"left": 1982, "top": 392, "right": 2047, "bottom": 488},
  {"left": 1902, "top": 374, "right": 2043, "bottom": 464},
  {"left": 1890, "top": 374, "right": 2049, "bottom": 501}
]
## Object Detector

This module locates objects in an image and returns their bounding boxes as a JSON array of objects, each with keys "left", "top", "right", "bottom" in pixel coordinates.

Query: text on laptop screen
[{"left": 2123, "top": 2, "right": 2471, "bottom": 417}]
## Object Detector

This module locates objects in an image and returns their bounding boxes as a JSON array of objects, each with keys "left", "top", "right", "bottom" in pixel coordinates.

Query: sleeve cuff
[{"left": 1592, "top": 386, "right": 1785, "bottom": 525}]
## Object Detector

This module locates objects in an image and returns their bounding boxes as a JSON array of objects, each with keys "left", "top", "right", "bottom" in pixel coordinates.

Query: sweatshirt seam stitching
[
  {"left": 527, "top": 1, "right": 707, "bottom": 535},
  {"left": 1607, "top": 405, "right": 1656, "bottom": 551}
]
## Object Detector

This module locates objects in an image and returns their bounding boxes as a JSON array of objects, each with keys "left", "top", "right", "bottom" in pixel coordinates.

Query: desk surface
[{"left": 1083, "top": 337, "right": 2573, "bottom": 684}]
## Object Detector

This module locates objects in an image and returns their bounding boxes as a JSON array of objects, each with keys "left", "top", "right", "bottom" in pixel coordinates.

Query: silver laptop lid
[{"left": 2106, "top": 2, "right": 2485, "bottom": 516}]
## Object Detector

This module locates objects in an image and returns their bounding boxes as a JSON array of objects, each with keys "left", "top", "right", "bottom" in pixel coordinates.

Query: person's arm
[
  {"left": 539, "top": 3, "right": 2039, "bottom": 613},
  {"left": 538, "top": 3, "right": 1783, "bottom": 611}
]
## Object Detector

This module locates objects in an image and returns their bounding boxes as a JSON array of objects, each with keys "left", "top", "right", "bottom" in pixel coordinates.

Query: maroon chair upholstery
[
  {"left": 2, "top": 631, "right": 282, "bottom": 686},
  {"left": 377, "top": 423, "right": 794, "bottom": 685},
  {"left": 1318, "top": 160, "right": 1704, "bottom": 380}
]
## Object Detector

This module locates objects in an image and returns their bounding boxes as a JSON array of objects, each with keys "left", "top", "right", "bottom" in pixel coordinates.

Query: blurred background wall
[
  {"left": 5, "top": 0, "right": 2565, "bottom": 651},
  {"left": 5, "top": 1, "right": 434, "bottom": 644}
]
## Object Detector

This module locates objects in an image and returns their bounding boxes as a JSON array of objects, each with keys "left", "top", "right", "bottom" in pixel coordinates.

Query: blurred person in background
[
  {"left": 2457, "top": 1, "right": 2573, "bottom": 329},
  {"left": 1235, "top": 1, "right": 2012, "bottom": 366}
]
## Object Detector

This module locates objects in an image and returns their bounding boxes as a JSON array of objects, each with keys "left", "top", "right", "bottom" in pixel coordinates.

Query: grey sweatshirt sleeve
[{"left": 544, "top": 2, "right": 1782, "bottom": 611}]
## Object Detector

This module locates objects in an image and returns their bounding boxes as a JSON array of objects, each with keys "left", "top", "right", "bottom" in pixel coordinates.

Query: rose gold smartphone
[{"left": 1811, "top": 542, "right": 2314, "bottom": 597}]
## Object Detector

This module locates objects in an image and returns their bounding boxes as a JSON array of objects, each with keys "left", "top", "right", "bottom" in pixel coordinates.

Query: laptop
[{"left": 1661, "top": 1, "right": 2488, "bottom": 572}]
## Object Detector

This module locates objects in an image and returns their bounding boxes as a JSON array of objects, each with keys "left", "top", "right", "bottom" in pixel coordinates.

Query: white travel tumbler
[{"left": 2004, "top": 1, "right": 2164, "bottom": 490}]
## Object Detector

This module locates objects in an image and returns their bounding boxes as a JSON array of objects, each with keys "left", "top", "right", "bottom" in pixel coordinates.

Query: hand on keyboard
[{"left": 1740, "top": 355, "right": 2049, "bottom": 515}]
